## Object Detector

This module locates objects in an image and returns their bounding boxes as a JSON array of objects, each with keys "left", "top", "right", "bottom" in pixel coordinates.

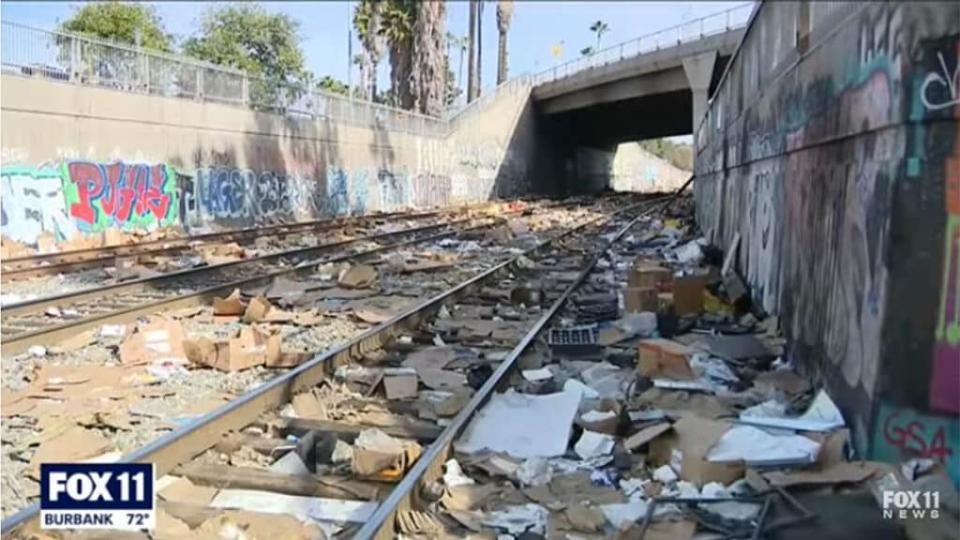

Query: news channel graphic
[{"left": 40, "top": 463, "right": 155, "bottom": 531}]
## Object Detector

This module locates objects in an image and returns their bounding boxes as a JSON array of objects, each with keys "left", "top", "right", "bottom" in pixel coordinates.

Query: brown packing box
[
  {"left": 628, "top": 263, "right": 673, "bottom": 290},
  {"left": 649, "top": 416, "right": 744, "bottom": 485},
  {"left": 577, "top": 399, "right": 622, "bottom": 435},
  {"left": 673, "top": 274, "right": 709, "bottom": 315},
  {"left": 624, "top": 287, "right": 659, "bottom": 313},
  {"left": 637, "top": 339, "right": 695, "bottom": 380},
  {"left": 352, "top": 442, "right": 423, "bottom": 482}
]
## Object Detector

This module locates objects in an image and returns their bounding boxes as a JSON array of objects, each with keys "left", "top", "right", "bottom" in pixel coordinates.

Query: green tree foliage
[
  {"left": 639, "top": 139, "right": 693, "bottom": 171},
  {"left": 589, "top": 20, "right": 609, "bottom": 50},
  {"left": 183, "top": 3, "right": 309, "bottom": 108},
  {"left": 317, "top": 75, "right": 349, "bottom": 96},
  {"left": 58, "top": 2, "right": 173, "bottom": 51}
]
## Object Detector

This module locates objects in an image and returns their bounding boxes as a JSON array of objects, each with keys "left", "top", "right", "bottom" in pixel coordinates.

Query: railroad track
[
  {"left": 0, "top": 202, "right": 513, "bottom": 282},
  {"left": 0, "top": 193, "right": 671, "bottom": 538},
  {"left": 0, "top": 213, "right": 503, "bottom": 357}
]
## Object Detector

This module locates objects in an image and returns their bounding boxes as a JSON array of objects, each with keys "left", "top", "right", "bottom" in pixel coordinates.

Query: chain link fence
[{"left": 1, "top": 20, "right": 445, "bottom": 136}]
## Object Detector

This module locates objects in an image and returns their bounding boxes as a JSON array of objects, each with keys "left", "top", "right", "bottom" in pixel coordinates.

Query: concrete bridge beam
[{"left": 681, "top": 50, "right": 717, "bottom": 132}]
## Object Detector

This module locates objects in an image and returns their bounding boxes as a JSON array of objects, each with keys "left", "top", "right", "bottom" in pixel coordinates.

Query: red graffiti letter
[{"left": 66, "top": 162, "right": 104, "bottom": 225}]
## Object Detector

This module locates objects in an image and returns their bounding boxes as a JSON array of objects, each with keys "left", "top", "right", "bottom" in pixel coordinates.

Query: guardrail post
[
  {"left": 70, "top": 37, "right": 80, "bottom": 82},
  {"left": 619, "top": 44, "right": 624, "bottom": 60},
  {"left": 726, "top": 11, "right": 731, "bottom": 29},
  {"left": 196, "top": 69, "right": 203, "bottom": 101},
  {"left": 143, "top": 54, "right": 150, "bottom": 93},
  {"left": 242, "top": 75, "right": 249, "bottom": 106}
]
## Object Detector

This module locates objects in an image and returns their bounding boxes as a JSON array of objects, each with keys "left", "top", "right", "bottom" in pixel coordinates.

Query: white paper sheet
[
  {"left": 737, "top": 390, "right": 845, "bottom": 432},
  {"left": 707, "top": 425, "right": 821, "bottom": 466},
  {"left": 210, "top": 489, "right": 377, "bottom": 523},
  {"left": 455, "top": 389, "right": 580, "bottom": 458}
]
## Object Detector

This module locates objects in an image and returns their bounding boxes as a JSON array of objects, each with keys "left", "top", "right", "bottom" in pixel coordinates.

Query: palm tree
[
  {"left": 495, "top": 0, "right": 513, "bottom": 84},
  {"left": 447, "top": 32, "right": 467, "bottom": 98},
  {"left": 381, "top": 0, "right": 416, "bottom": 109},
  {"left": 477, "top": 0, "right": 484, "bottom": 94},
  {"left": 467, "top": 0, "right": 477, "bottom": 101},
  {"left": 590, "top": 20, "right": 609, "bottom": 50},
  {"left": 410, "top": 0, "right": 446, "bottom": 116},
  {"left": 354, "top": 0, "right": 386, "bottom": 101}
]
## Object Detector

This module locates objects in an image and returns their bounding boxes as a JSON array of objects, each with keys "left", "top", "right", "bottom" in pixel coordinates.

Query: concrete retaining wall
[
  {"left": 694, "top": 1, "right": 959, "bottom": 484},
  {"left": 1, "top": 74, "right": 536, "bottom": 246}
]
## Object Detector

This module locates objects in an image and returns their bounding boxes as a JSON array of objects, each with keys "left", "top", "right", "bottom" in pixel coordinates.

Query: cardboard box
[
  {"left": 638, "top": 339, "right": 695, "bottom": 380},
  {"left": 577, "top": 399, "right": 622, "bottom": 435},
  {"left": 673, "top": 274, "right": 709, "bottom": 315},
  {"left": 649, "top": 416, "right": 744, "bottom": 485},
  {"left": 629, "top": 264, "right": 673, "bottom": 290},
  {"left": 624, "top": 287, "right": 659, "bottom": 313}
]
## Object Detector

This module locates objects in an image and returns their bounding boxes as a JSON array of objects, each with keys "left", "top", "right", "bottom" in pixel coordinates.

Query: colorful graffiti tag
[
  {"left": 0, "top": 166, "right": 77, "bottom": 244},
  {"left": 63, "top": 161, "right": 179, "bottom": 232},
  {"left": 1, "top": 159, "right": 460, "bottom": 247},
  {"left": 872, "top": 402, "right": 959, "bottom": 488}
]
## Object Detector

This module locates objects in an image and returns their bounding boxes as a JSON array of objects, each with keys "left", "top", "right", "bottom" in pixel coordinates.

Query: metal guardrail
[
  {"left": 1, "top": 4, "right": 752, "bottom": 137},
  {"left": 531, "top": 3, "right": 754, "bottom": 86},
  {"left": 0, "top": 20, "right": 445, "bottom": 137}
]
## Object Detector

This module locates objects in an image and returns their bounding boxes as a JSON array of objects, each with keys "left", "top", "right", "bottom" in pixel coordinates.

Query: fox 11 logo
[
  {"left": 882, "top": 490, "right": 941, "bottom": 520},
  {"left": 40, "top": 463, "right": 155, "bottom": 530}
]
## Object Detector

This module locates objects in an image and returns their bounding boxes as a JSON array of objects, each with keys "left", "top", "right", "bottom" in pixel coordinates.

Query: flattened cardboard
[
  {"left": 637, "top": 339, "right": 695, "bottom": 380},
  {"left": 763, "top": 461, "right": 881, "bottom": 487},
  {"left": 383, "top": 368, "right": 419, "bottom": 400},
  {"left": 339, "top": 264, "right": 378, "bottom": 289},
  {"left": 624, "top": 422, "right": 672, "bottom": 452},
  {"left": 649, "top": 416, "right": 743, "bottom": 485},
  {"left": 242, "top": 296, "right": 272, "bottom": 323},
  {"left": 28, "top": 427, "right": 112, "bottom": 477},
  {"left": 292, "top": 392, "right": 324, "bottom": 419}
]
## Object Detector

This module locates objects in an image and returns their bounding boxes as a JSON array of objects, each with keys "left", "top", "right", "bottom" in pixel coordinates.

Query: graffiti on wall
[
  {"left": 63, "top": 161, "right": 179, "bottom": 233},
  {"left": 872, "top": 402, "right": 959, "bottom": 487},
  {"left": 351, "top": 169, "right": 368, "bottom": 215},
  {"left": 929, "top": 44, "right": 960, "bottom": 414},
  {"left": 325, "top": 167, "right": 349, "bottom": 217},
  {"left": 0, "top": 166, "right": 77, "bottom": 245},
  {"left": 377, "top": 168, "right": 410, "bottom": 211},
  {"left": 1, "top": 158, "right": 463, "bottom": 246}
]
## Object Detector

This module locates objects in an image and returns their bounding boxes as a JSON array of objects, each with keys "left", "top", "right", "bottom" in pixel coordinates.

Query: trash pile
[{"left": 430, "top": 206, "right": 960, "bottom": 539}]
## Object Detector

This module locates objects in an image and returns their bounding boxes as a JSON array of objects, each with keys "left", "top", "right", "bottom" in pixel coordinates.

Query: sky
[{"left": 1, "top": 0, "right": 750, "bottom": 96}]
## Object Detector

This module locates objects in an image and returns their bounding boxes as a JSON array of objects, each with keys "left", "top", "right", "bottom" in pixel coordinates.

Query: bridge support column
[{"left": 682, "top": 50, "right": 717, "bottom": 132}]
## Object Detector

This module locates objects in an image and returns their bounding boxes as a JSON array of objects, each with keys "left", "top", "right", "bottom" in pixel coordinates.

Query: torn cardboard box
[
  {"left": 185, "top": 327, "right": 280, "bottom": 372},
  {"left": 649, "top": 416, "right": 744, "bottom": 485},
  {"left": 213, "top": 289, "right": 246, "bottom": 316},
  {"left": 119, "top": 319, "right": 187, "bottom": 366},
  {"left": 351, "top": 428, "right": 422, "bottom": 482}
]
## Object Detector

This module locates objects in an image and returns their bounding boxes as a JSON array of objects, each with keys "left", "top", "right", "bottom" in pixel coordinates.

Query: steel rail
[
  {"left": 353, "top": 197, "right": 673, "bottom": 539},
  {"left": 0, "top": 196, "right": 657, "bottom": 536},
  {"left": 0, "top": 208, "right": 450, "bottom": 280}
]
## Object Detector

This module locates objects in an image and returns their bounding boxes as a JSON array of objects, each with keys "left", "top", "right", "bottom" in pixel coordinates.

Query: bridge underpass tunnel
[{"left": 528, "top": 41, "right": 730, "bottom": 197}]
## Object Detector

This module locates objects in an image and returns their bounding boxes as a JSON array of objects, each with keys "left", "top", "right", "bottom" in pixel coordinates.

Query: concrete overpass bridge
[{"left": 531, "top": 15, "right": 746, "bottom": 145}]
